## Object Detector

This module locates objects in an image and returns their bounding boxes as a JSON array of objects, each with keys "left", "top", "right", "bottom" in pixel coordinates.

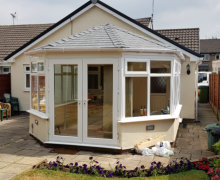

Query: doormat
[{"left": 50, "top": 148, "right": 78, "bottom": 155}]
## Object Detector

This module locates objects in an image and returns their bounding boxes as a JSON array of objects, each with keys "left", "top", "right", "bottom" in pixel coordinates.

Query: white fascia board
[
  {"left": 96, "top": 4, "right": 200, "bottom": 61},
  {"left": 7, "top": 4, "right": 94, "bottom": 62},
  {"left": 26, "top": 47, "right": 185, "bottom": 60}
]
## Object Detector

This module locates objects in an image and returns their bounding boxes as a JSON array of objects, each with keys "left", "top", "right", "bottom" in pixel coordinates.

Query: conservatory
[{"left": 27, "top": 24, "right": 183, "bottom": 149}]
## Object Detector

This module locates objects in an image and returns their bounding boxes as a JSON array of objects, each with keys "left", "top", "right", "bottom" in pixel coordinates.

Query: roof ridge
[
  {"left": 103, "top": 24, "right": 125, "bottom": 48},
  {"left": 112, "top": 25, "right": 173, "bottom": 50}
]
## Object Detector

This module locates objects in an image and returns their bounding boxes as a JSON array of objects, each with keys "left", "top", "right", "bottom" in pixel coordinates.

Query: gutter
[{"left": 25, "top": 47, "right": 185, "bottom": 60}]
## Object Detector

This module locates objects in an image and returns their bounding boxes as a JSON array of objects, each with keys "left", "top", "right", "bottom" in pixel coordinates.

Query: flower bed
[
  {"left": 33, "top": 156, "right": 199, "bottom": 178},
  {"left": 193, "top": 157, "right": 220, "bottom": 180}
]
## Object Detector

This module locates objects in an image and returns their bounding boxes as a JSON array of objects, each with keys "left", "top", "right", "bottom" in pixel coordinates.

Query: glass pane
[
  {"left": 26, "top": 66, "right": 30, "bottom": 72},
  {"left": 127, "top": 62, "right": 146, "bottom": 71},
  {"left": 31, "top": 76, "right": 38, "bottom": 110},
  {"left": 31, "top": 63, "right": 38, "bottom": 72},
  {"left": 38, "top": 63, "right": 44, "bottom": 72},
  {"left": 26, "top": 74, "right": 30, "bottom": 88},
  {"left": 88, "top": 65, "right": 113, "bottom": 139},
  {"left": 39, "top": 76, "right": 46, "bottom": 113},
  {"left": 126, "top": 77, "right": 147, "bottom": 117},
  {"left": 54, "top": 65, "right": 78, "bottom": 136},
  {"left": 151, "top": 61, "right": 171, "bottom": 73},
  {"left": 150, "top": 77, "right": 170, "bottom": 115}
]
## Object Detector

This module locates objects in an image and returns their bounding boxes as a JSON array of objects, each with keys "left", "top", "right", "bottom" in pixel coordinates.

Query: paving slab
[{"left": 0, "top": 103, "right": 217, "bottom": 179}]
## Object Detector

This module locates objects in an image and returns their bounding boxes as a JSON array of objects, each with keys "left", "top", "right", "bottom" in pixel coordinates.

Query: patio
[{"left": 0, "top": 103, "right": 217, "bottom": 179}]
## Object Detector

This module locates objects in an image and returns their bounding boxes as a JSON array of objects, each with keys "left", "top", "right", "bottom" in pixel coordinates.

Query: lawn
[{"left": 12, "top": 169, "right": 209, "bottom": 180}]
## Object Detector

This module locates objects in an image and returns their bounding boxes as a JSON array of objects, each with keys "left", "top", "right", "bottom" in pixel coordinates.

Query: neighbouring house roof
[
  {"left": 0, "top": 24, "right": 52, "bottom": 61},
  {"left": 135, "top": 18, "right": 152, "bottom": 27},
  {"left": 200, "top": 39, "right": 220, "bottom": 54},
  {"left": 156, "top": 28, "right": 200, "bottom": 53},
  {"left": 33, "top": 24, "right": 174, "bottom": 53},
  {"left": 0, "top": 0, "right": 202, "bottom": 61}
]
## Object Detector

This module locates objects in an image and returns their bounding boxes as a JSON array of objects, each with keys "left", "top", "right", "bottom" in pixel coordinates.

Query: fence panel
[{"left": 0, "top": 74, "right": 11, "bottom": 98}]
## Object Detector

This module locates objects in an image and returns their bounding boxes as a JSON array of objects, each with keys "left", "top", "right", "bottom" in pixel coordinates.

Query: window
[
  {"left": 2, "top": 67, "right": 10, "bottom": 74},
  {"left": 124, "top": 58, "right": 181, "bottom": 119},
  {"left": 30, "top": 62, "right": 46, "bottom": 113},
  {"left": 204, "top": 54, "right": 210, "bottom": 61},
  {"left": 216, "top": 54, "right": 220, "bottom": 60},
  {"left": 24, "top": 65, "right": 30, "bottom": 90}
]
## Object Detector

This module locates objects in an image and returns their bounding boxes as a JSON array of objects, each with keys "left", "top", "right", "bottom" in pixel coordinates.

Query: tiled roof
[
  {"left": 156, "top": 28, "right": 200, "bottom": 53},
  {"left": 0, "top": 21, "right": 200, "bottom": 62},
  {"left": 36, "top": 24, "right": 174, "bottom": 52},
  {"left": 200, "top": 39, "right": 220, "bottom": 54},
  {"left": 0, "top": 24, "right": 52, "bottom": 61},
  {"left": 135, "top": 18, "right": 152, "bottom": 27}
]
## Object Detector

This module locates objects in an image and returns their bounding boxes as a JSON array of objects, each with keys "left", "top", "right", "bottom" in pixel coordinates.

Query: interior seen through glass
[
  {"left": 126, "top": 77, "right": 147, "bottom": 117},
  {"left": 31, "top": 76, "right": 38, "bottom": 110},
  {"left": 88, "top": 65, "right": 113, "bottom": 139},
  {"left": 127, "top": 62, "right": 146, "bottom": 71},
  {"left": 150, "top": 61, "right": 171, "bottom": 73},
  {"left": 54, "top": 65, "right": 78, "bottom": 136},
  {"left": 39, "top": 76, "right": 46, "bottom": 113},
  {"left": 150, "top": 77, "right": 170, "bottom": 115}
]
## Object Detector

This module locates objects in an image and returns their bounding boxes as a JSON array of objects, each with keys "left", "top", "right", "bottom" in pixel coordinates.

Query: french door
[{"left": 49, "top": 58, "right": 118, "bottom": 146}]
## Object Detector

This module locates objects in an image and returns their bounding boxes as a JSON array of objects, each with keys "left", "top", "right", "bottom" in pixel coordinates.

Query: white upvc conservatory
[{"left": 27, "top": 24, "right": 183, "bottom": 149}]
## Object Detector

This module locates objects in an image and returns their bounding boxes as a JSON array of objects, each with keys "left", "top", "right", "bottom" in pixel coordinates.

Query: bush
[{"left": 213, "top": 140, "right": 220, "bottom": 167}]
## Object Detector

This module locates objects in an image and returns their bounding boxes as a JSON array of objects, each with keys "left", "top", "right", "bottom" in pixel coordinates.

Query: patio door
[
  {"left": 82, "top": 59, "right": 118, "bottom": 146},
  {"left": 50, "top": 58, "right": 118, "bottom": 147},
  {"left": 50, "top": 59, "right": 83, "bottom": 143}
]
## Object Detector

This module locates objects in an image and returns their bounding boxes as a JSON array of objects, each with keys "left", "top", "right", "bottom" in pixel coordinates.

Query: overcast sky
[{"left": 0, "top": 0, "right": 219, "bottom": 39}]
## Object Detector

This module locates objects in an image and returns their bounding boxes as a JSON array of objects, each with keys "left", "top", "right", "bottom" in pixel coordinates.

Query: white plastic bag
[
  {"left": 142, "top": 148, "right": 154, "bottom": 156},
  {"left": 155, "top": 141, "right": 171, "bottom": 150},
  {"left": 155, "top": 147, "right": 174, "bottom": 157}
]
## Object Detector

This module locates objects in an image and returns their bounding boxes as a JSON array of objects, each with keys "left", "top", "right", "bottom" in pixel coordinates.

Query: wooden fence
[{"left": 0, "top": 74, "right": 11, "bottom": 98}]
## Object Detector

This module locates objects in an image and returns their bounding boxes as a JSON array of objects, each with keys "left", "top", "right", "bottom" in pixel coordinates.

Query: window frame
[
  {"left": 30, "top": 62, "right": 46, "bottom": 115},
  {"left": 24, "top": 65, "right": 31, "bottom": 91},
  {"left": 2, "top": 67, "right": 10, "bottom": 74},
  {"left": 122, "top": 56, "right": 181, "bottom": 122}
]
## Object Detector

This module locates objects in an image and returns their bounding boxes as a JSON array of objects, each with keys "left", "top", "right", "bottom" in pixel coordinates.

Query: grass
[{"left": 12, "top": 169, "right": 209, "bottom": 180}]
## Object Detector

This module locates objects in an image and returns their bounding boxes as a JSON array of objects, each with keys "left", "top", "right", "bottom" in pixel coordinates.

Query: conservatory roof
[{"left": 30, "top": 24, "right": 182, "bottom": 57}]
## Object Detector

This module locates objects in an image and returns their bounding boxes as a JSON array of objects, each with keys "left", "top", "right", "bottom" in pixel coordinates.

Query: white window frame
[
  {"left": 24, "top": 65, "right": 30, "bottom": 91},
  {"left": 29, "top": 62, "right": 46, "bottom": 116},
  {"left": 2, "top": 67, "right": 10, "bottom": 74},
  {"left": 121, "top": 55, "right": 181, "bottom": 123}
]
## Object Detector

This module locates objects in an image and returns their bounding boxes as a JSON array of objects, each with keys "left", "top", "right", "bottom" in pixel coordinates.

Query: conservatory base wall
[
  {"left": 119, "top": 118, "right": 179, "bottom": 150},
  {"left": 29, "top": 114, "right": 49, "bottom": 143}
]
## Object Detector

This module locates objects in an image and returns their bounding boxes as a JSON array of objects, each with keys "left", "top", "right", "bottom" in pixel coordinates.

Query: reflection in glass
[
  {"left": 151, "top": 61, "right": 171, "bottom": 73},
  {"left": 88, "top": 65, "right": 113, "bottom": 139},
  {"left": 31, "top": 76, "right": 38, "bottom": 110},
  {"left": 128, "top": 62, "right": 146, "bottom": 71},
  {"left": 126, "top": 77, "right": 147, "bottom": 117},
  {"left": 54, "top": 65, "right": 78, "bottom": 136},
  {"left": 150, "top": 77, "right": 170, "bottom": 115}
]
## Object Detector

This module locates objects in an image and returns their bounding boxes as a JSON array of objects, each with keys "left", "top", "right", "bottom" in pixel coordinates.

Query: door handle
[{"left": 83, "top": 99, "right": 91, "bottom": 105}]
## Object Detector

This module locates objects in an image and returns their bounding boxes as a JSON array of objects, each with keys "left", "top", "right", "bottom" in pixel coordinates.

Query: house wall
[
  {"left": 180, "top": 58, "right": 197, "bottom": 119},
  {"left": 119, "top": 118, "right": 179, "bottom": 150},
  {"left": 29, "top": 114, "right": 49, "bottom": 143},
  {"left": 11, "top": 6, "right": 155, "bottom": 111}
]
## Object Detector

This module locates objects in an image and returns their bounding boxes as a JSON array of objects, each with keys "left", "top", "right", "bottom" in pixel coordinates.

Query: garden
[{"left": 13, "top": 141, "right": 220, "bottom": 180}]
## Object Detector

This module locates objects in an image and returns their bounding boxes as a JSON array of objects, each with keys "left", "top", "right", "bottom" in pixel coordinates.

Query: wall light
[{"left": 186, "top": 64, "right": 190, "bottom": 75}]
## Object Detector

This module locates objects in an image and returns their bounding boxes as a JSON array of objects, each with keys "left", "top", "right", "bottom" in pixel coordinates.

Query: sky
[{"left": 0, "top": 0, "right": 219, "bottom": 39}]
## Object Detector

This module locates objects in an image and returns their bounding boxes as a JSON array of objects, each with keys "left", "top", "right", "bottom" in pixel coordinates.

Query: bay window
[
  {"left": 124, "top": 58, "right": 181, "bottom": 121},
  {"left": 30, "top": 62, "right": 46, "bottom": 113}
]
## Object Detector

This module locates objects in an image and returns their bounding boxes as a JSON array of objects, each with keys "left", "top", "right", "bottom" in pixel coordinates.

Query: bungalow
[{"left": 3, "top": 0, "right": 202, "bottom": 149}]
